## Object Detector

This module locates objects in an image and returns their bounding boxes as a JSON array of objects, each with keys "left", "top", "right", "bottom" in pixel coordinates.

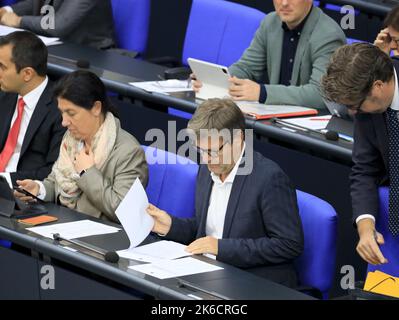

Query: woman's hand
[
  {"left": 14, "top": 179, "right": 40, "bottom": 202},
  {"left": 74, "top": 146, "right": 95, "bottom": 173}
]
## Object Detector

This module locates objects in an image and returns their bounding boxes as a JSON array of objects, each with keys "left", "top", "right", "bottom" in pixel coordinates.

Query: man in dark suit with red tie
[
  {"left": 0, "top": 31, "right": 65, "bottom": 187},
  {"left": 321, "top": 43, "right": 399, "bottom": 266}
]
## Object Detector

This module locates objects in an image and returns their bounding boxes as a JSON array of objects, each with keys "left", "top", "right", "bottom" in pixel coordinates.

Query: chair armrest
[
  {"left": 295, "top": 285, "right": 323, "bottom": 299},
  {"left": 163, "top": 66, "right": 192, "bottom": 80},
  {"left": 107, "top": 48, "right": 139, "bottom": 59},
  {"left": 148, "top": 56, "right": 181, "bottom": 68}
]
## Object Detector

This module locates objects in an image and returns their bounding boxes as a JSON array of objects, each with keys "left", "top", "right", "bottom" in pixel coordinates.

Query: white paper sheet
[
  {"left": 128, "top": 257, "right": 223, "bottom": 279},
  {"left": 115, "top": 178, "right": 154, "bottom": 248},
  {"left": 117, "top": 250, "right": 165, "bottom": 264},
  {"left": 27, "top": 220, "right": 121, "bottom": 239},
  {"left": 0, "top": 25, "right": 61, "bottom": 46},
  {"left": 118, "top": 240, "right": 192, "bottom": 262},
  {"left": 283, "top": 115, "right": 332, "bottom": 131},
  {"left": 129, "top": 80, "right": 193, "bottom": 93}
]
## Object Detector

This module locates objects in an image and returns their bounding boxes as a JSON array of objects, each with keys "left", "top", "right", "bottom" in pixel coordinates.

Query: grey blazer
[
  {"left": 229, "top": 6, "right": 346, "bottom": 109},
  {"left": 42, "top": 119, "right": 148, "bottom": 222},
  {"left": 11, "top": 0, "right": 115, "bottom": 49}
]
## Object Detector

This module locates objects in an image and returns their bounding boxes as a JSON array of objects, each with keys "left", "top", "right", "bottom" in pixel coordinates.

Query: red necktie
[{"left": 0, "top": 98, "right": 25, "bottom": 172}]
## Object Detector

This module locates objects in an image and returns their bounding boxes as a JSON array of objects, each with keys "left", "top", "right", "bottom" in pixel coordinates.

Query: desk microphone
[
  {"left": 271, "top": 118, "right": 339, "bottom": 141},
  {"left": 52, "top": 233, "right": 119, "bottom": 263},
  {"left": 76, "top": 59, "right": 90, "bottom": 69}
]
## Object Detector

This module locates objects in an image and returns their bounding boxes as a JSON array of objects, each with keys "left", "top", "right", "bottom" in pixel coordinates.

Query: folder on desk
[
  {"left": 236, "top": 102, "right": 318, "bottom": 120},
  {"left": 363, "top": 270, "right": 399, "bottom": 298}
]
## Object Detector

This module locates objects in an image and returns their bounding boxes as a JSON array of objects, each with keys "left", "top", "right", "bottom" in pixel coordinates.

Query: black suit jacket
[
  {"left": 0, "top": 81, "right": 65, "bottom": 185},
  {"left": 166, "top": 151, "right": 304, "bottom": 287},
  {"left": 349, "top": 61, "right": 399, "bottom": 221}
]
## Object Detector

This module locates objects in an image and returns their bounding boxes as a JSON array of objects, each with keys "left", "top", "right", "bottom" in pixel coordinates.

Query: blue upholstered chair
[
  {"left": 0, "top": 240, "right": 11, "bottom": 248},
  {"left": 142, "top": 145, "right": 199, "bottom": 218},
  {"left": 169, "top": 0, "right": 265, "bottom": 119},
  {"left": 295, "top": 190, "right": 338, "bottom": 299},
  {"left": 111, "top": 0, "right": 151, "bottom": 55},
  {"left": 0, "top": 0, "right": 17, "bottom": 5},
  {"left": 182, "top": 0, "right": 265, "bottom": 67},
  {"left": 367, "top": 187, "right": 399, "bottom": 277}
]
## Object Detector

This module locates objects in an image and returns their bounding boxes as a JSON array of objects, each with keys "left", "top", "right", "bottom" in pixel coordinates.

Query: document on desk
[
  {"left": 0, "top": 25, "right": 61, "bottom": 46},
  {"left": 129, "top": 80, "right": 193, "bottom": 94},
  {"left": 26, "top": 220, "right": 121, "bottom": 239},
  {"left": 115, "top": 178, "right": 154, "bottom": 248},
  {"left": 129, "top": 257, "right": 223, "bottom": 279},
  {"left": 118, "top": 240, "right": 192, "bottom": 262},
  {"left": 236, "top": 102, "right": 318, "bottom": 120},
  {"left": 282, "top": 115, "right": 332, "bottom": 131}
]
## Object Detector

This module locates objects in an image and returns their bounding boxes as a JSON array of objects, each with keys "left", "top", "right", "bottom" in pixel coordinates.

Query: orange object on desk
[{"left": 18, "top": 215, "right": 58, "bottom": 226}]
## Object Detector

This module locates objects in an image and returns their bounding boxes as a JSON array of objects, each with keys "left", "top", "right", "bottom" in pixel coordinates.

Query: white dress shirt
[
  {"left": 356, "top": 68, "right": 399, "bottom": 225},
  {"left": 0, "top": 77, "right": 49, "bottom": 187},
  {"left": 205, "top": 143, "right": 245, "bottom": 239}
]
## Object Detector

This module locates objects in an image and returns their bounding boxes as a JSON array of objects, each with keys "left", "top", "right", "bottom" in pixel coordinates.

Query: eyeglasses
[
  {"left": 347, "top": 95, "right": 367, "bottom": 113},
  {"left": 194, "top": 141, "right": 229, "bottom": 158},
  {"left": 387, "top": 33, "right": 399, "bottom": 47}
]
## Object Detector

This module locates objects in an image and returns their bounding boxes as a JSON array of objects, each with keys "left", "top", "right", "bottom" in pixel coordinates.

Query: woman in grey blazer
[{"left": 15, "top": 71, "right": 148, "bottom": 222}]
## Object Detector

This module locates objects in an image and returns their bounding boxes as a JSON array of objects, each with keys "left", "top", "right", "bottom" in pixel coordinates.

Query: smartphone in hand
[{"left": 13, "top": 186, "right": 45, "bottom": 203}]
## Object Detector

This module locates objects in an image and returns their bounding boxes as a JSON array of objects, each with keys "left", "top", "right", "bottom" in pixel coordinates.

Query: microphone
[
  {"left": 76, "top": 59, "right": 90, "bottom": 69},
  {"left": 52, "top": 233, "right": 119, "bottom": 263},
  {"left": 270, "top": 118, "right": 339, "bottom": 141}
]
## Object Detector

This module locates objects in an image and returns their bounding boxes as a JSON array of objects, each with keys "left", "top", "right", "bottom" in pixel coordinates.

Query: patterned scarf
[{"left": 51, "top": 112, "right": 117, "bottom": 209}]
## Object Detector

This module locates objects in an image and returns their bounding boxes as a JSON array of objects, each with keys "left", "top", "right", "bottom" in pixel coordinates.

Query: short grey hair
[{"left": 187, "top": 98, "right": 246, "bottom": 139}]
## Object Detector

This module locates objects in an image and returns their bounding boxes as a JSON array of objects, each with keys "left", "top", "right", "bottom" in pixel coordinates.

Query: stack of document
[
  {"left": 27, "top": 220, "right": 121, "bottom": 239},
  {"left": 115, "top": 178, "right": 223, "bottom": 279},
  {"left": 128, "top": 257, "right": 223, "bottom": 279},
  {"left": 0, "top": 25, "right": 61, "bottom": 46},
  {"left": 129, "top": 80, "right": 192, "bottom": 94},
  {"left": 236, "top": 102, "right": 318, "bottom": 120},
  {"left": 282, "top": 115, "right": 332, "bottom": 131}
]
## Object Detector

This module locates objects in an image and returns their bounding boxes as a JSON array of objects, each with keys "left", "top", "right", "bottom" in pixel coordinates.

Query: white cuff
[
  {"left": 0, "top": 172, "right": 12, "bottom": 188},
  {"left": 35, "top": 180, "right": 46, "bottom": 200},
  {"left": 3, "top": 6, "right": 13, "bottom": 13},
  {"left": 356, "top": 214, "right": 376, "bottom": 225}
]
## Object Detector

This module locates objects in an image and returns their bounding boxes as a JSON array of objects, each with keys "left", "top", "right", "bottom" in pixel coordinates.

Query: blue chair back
[
  {"left": 0, "top": 0, "right": 17, "bottom": 5},
  {"left": 111, "top": 0, "right": 150, "bottom": 54},
  {"left": 368, "top": 187, "right": 399, "bottom": 276},
  {"left": 295, "top": 190, "right": 338, "bottom": 299},
  {"left": 182, "top": 0, "right": 265, "bottom": 66},
  {"left": 0, "top": 240, "right": 11, "bottom": 248},
  {"left": 142, "top": 146, "right": 198, "bottom": 218}
]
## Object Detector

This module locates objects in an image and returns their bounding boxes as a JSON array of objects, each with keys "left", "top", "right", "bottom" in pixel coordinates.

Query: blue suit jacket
[{"left": 166, "top": 151, "right": 304, "bottom": 286}]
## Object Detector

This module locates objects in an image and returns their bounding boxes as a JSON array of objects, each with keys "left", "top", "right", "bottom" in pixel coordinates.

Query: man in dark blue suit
[
  {"left": 147, "top": 98, "right": 304, "bottom": 288},
  {"left": 322, "top": 43, "right": 399, "bottom": 266}
]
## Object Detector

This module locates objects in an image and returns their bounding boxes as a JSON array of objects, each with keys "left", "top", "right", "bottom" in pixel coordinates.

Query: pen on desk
[{"left": 338, "top": 134, "right": 354, "bottom": 143}]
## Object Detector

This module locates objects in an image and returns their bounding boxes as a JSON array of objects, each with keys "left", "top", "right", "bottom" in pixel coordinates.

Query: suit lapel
[
  {"left": 20, "top": 83, "right": 53, "bottom": 158},
  {"left": 222, "top": 172, "right": 247, "bottom": 238},
  {"left": 197, "top": 172, "right": 213, "bottom": 237},
  {"left": 0, "top": 94, "right": 18, "bottom": 151},
  {"left": 268, "top": 26, "right": 283, "bottom": 84},
  {"left": 291, "top": 7, "right": 319, "bottom": 85}
]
